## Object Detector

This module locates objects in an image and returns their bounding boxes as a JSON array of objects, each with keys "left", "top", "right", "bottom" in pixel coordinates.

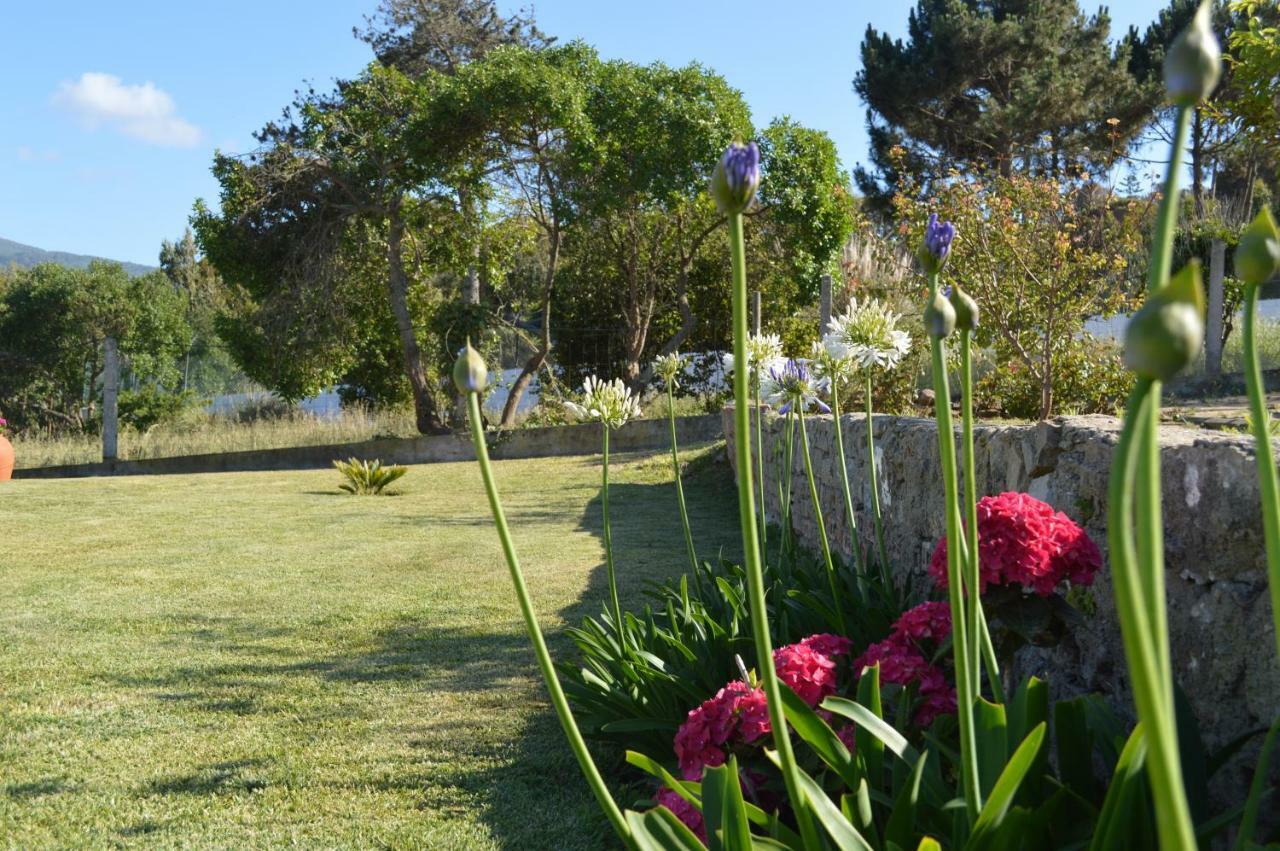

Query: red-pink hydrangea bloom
[
  {"left": 774, "top": 642, "right": 841, "bottom": 707},
  {"left": 892, "top": 601, "right": 952, "bottom": 641},
  {"left": 800, "top": 633, "right": 853, "bottom": 658},
  {"left": 656, "top": 788, "right": 705, "bottom": 840},
  {"left": 929, "top": 491, "right": 1102, "bottom": 596},
  {"left": 914, "top": 668, "right": 958, "bottom": 727}
]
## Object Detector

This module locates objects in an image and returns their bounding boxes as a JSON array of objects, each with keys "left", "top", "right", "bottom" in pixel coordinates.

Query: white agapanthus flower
[
  {"left": 824, "top": 298, "right": 913, "bottom": 371},
  {"left": 722, "top": 332, "right": 785, "bottom": 377},
  {"left": 808, "top": 339, "right": 855, "bottom": 384},
  {"left": 564, "top": 375, "right": 642, "bottom": 429},
  {"left": 760, "top": 358, "right": 831, "bottom": 414},
  {"left": 653, "top": 351, "right": 686, "bottom": 385}
]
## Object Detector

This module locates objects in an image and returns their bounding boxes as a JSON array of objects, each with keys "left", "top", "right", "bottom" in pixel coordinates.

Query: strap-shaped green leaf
[
  {"left": 779, "top": 684, "right": 860, "bottom": 789},
  {"left": 965, "top": 722, "right": 1046, "bottom": 848}
]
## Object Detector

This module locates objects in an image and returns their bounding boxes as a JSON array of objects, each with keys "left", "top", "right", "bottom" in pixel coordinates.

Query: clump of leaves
[{"left": 334, "top": 457, "right": 407, "bottom": 495}]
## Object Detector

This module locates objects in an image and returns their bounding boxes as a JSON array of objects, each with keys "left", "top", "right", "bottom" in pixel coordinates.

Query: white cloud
[
  {"left": 54, "top": 72, "right": 202, "bottom": 148},
  {"left": 16, "top": 146, "right": 60, "bottom": 162}
]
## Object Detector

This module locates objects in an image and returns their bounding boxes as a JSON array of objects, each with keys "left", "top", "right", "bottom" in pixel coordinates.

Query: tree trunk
[
  {"left": 386, "top": 203, "right": 446, "bottom": 434},
  {"left": 634, "top": 260, "right": 700, "bottom": 389},
  {"left": 1191, "top": 108, "right": 1205, "bottom": 219},
  {"left": 1205, "top": 238, "right": 1227, "bottom": 376},
  {"left": 500, "top": 227, "right": 560, "bottom": 426},
  {"left": 1039, "top": 333, "right": 1054, "bottom": 421}
]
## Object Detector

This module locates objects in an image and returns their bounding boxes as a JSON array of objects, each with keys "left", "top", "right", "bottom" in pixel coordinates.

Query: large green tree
[
  {"left": 0, "top": 262, "right": 188, "bottom": 432},
  {"left": 854, "top": 0, "right": 1153, "bottom": 210}
]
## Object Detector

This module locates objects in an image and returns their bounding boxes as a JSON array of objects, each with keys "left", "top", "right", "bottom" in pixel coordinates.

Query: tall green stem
[
  {"left": 781, "top": 410, "right": 796, "bottom": 559},
  {"left": 1115, "top": 100, "right": 1195, "bottom": 851},
  {"left": 864, "top": 370, "right": 891, "bottom": 573},
  {"left": 1242, "top": 284, "right": 1280, "bottom": 657},
  {"left": 829, "top": 378, "right": 868, "bottom": 576},
  {"left": 926, "top": 289, "right": 981, "bottom": 820},
  {"left": 464, "top": 393, "right": 633, "bottom": 847},
  {"left": 754, "top": 370, "right": 768, "bottom": 555},
  {"left": 798, "top": 407, "right": 846, "bottom": 633},
  {"left": 1136, "top": 104, "right": 1192, "bottom": 701},
  {"left": 960, "top": 332, "right": 1000, "bottom": 699},
  {"left": 727, "top": 212, "right": 817, "bottom": 846},
  {"left": 1107, "top": 381, "right": 1197, "bottom": 850},
  {"left": 667, "top": 385, "right": 701, "bottom": 582},
  {"left": 601, "top": 425, "right": 625, "bottom": 650}
]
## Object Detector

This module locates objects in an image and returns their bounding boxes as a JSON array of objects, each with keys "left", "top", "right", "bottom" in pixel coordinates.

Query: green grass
[
  {"left": 12, "top": 407, "right": 422, "bottom": 469},
  {"left": 0, "top": 444, "right": 740, "bottom": 849}
]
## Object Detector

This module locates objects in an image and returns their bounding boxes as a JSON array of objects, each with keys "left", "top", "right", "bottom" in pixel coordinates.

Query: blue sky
[{"left": 0, "top": 0, "right": 1171, "bottom": 267}]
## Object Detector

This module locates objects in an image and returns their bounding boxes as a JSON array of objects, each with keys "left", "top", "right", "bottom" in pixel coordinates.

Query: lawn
[{"left": 0, "top": 444, "right": 740, "bottom": 849}]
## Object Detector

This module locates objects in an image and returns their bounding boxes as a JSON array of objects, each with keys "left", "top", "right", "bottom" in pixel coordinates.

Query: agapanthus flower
[
  {"left": 653, "top": 351, "right": 686, "bottom": 385},
  {"left": 928, "top": 491, "right": 1102, "bottom": 596},
  {"left": 809, "top": 339, "right": 855, "bottom": 385},
  {"left": 760, "top": 358, "right": 830, "bottom": 415},
  {"left": 921, "top": 213, "right": 956, "bottom": 273},
  {"left": 722, "top": 333, "right": 784, "bottom": 379},
  {"left": 563, "top": 375, "right": 641, "bottom": 430},
  {"left": 824, "top": 299, "right": 913, "bottom": 371},
  {"left": 710, "top": 142, "right": 761, "bottom": 214}
]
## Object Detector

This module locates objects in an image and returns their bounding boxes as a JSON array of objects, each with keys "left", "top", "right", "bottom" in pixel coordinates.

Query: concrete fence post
[
  {"left": 103, "top": 336, "right": 119, "bottom": 462},
  {"left": 1205, "top": 238, "right": 1226, "bottom": 377}
]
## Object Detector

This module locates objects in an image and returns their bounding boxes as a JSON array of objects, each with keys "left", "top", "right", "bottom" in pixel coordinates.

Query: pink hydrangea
[
  {"left": 929, "top": 492, "right": 1102, "bottom": 596},
  {"left": 674, "top": 680, "right": 753, "bottom": 777},
  {"left": 799, "top": 633, "right": 853, "bottom": 658},
  {"left": 736, "top": 686, "right": 772, "bottom": 744},
  {"left": 852, "top": 634, "right": 932, "bottom": 686},
  {"left": 892, "top": 601, "right": 952, "bottom": 641},
  {"left": 655, "top": 787, "right": 705, "bottom": 840},
  {"left": 774, "top": 641, "right": 841, "bottom": 707},
  {"left": 913, "top": 668, "right": 957, "bottom": 728}
]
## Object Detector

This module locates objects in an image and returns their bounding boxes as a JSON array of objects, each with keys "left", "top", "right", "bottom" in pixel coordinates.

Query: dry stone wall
[{"left": 724, "top": 406, "right": 1279, "bottom": 791}]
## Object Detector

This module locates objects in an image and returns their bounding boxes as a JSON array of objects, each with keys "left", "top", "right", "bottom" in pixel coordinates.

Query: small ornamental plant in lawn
[{"left": 333, "top": 457, "right": 407, "bottom": 495}]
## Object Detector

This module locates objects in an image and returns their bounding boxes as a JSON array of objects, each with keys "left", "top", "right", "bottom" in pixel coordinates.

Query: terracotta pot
[{"left": 0, "top": 435, "right": 13, "bottom": 481}]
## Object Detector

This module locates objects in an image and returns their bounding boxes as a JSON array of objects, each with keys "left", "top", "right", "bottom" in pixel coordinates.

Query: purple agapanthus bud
[
  {"left": 920, "top": 213, "right": 956, "bottom": 275},
  {"left": 710, "top": 142, "right": 760, "bottom": 215}
]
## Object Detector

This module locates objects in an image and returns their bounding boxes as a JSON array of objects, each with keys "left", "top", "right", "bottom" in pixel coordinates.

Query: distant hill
[{"left": 0, "top": 237, "right": 155, "bottom": 277}]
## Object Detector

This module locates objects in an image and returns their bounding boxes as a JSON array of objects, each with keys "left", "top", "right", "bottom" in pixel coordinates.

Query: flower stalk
[
  {"left": 826, "top": 375, "right": 868, "bottom": 576},
  {"left": 720, "top": 142, "right": 817, "bottom": 844},
  {"left": 457, "top": 356, "right": 633, "bottom": 848},
  {"left": 925, "top": 270, "right": 982, "bottom": 820},
  {"left": 1238, "top": 207, "right": 1280, "bottom": 655},
  {"left": 864, "top": 369, "right": 891, "bottom": 573},
  {"left": 797, "top": 406, "right": 846, "bottom": 633},
  {"left": 666, "top": 381, "right": 701, "bottom": 582},
  {"left": 1106, "top": 14, "right": 1220, "bottom": 838}
]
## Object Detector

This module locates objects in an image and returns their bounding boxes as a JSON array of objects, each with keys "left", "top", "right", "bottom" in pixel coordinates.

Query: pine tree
[{"left": 854, "top": 0, "right": 1156, "bottom": 212}]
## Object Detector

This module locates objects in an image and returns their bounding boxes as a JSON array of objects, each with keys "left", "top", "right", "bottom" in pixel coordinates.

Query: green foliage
[
  {"left": 116, "top": 387, "right": 198, "bottom": 433},
  {"left": 892, "top": 175, "right": 1144, "bottom": 419},
  {"left": 0, "top": 262, "right": 190, "bottom": 432},
  {"left": 562, "top": 550, "right": 915, "bottom": 757},
  {"left": 855, "top": 0, "right": 1154, "bottom": 209},
  {"left": 333, "top": 457, "right": 408, "bottom": 495},
  {"left": 978, "top": 336, "right": 1134, "bottom": 420}
]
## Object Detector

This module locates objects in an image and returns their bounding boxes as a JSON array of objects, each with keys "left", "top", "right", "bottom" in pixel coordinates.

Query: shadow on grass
[{"left": 94, "top": 449, "right": 739, "bottom": 849}]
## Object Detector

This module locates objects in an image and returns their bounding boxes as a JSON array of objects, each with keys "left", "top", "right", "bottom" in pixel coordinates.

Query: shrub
[
  {"left": 978, "top": 335, "right": 1134, "bottom": 419},
  {"left": 116, "top": 387, "right": 198, "bottom": 433},
  {"left": 333, "top": 457, "right": 407, "bottom": 495}
]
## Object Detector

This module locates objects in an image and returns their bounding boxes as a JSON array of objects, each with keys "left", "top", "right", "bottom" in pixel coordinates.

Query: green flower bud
[
  {"left": 1235, "top": 208, "right": 1280, "bottom": 287},
  {"left": 949, "top": 285, "right": 980, "bottom": 332},
  {"left": 1123, "top": 262, "right": 1206, "bottom": 380},
  {"left": 452, "top": 338, "right": 488, "bottom": 394},
  {"left": 923, "top": 289, "right": 956, "bottom": 339},
  {"left": 1164, "top": 0, "right": 1221, "bottom": 106}
]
